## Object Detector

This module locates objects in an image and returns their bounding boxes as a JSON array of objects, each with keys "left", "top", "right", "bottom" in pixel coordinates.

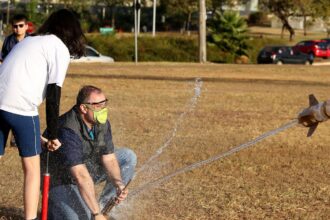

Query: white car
[{"left": 71, "top": 45, "right": 114, "bottom": 63}]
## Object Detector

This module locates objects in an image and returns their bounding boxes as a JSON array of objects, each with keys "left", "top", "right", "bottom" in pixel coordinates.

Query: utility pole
[
  {"left": 134, "top": 0, "right": 141, "bottom": 63},
  {"left": 152, "top": 0, "right": 156, "bottom": 37},
  {"left": 199, "top": 0, "right": 207, "bottom": 63}
]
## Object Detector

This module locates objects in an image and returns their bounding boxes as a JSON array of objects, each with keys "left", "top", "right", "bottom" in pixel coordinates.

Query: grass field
[{"left": 0, "top": 63, "right": 329, "bottom": 220}]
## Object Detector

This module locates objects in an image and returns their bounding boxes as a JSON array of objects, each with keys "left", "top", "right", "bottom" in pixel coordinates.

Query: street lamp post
[
  {"left": 134, "top": 0, "right": 141, "bottom": 63},
  {"left": 152, "top": 0, "right": 156, "bottom": 37}
]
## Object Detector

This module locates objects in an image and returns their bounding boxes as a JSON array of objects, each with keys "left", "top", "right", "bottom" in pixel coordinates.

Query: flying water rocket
[{"left": 298, "top": 94, "right": 327, "bottom": 137}]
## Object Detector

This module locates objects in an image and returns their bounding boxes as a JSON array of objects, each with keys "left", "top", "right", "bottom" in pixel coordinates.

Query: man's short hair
[
  {"left": 76, "top": 85, "right": 103, "bottom": 105},
  {"left": 11, "top": 14, "right": 28, "bottom": 25}
]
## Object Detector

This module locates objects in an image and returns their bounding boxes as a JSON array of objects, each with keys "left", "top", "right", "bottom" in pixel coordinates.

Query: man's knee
[
  {"left": 124, "top": 148, "right": 137, "bottom": 167},
  {"left": 116, "top": 147, "right": 137, "bottom": 166}
]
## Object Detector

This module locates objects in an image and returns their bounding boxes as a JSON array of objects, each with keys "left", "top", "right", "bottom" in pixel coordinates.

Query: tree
[
  {"left": 94, "top": 0, "right": 131, "bottom": 28},
  {"left": 320, "top": 1, "right": 330, "bottom": 36},
  {"left": 293, "top": 0, "right": 321, "bottom": 36},
  {"left": 311, "top": 0, "right": 330, "bottom": 36},
  {"left": 208, "top": 10, "right": 249, "bottom": 60},
  {"left": 58, "top": 0, "right": 92, "bottom": 15},
  {"left": 261, "top": 0, "right": 330, "bottom": 39},
  {"left": 260, "top": 0, "right": 296, "bottom": 41},
  {"left": 208, "top": 0, "right": 248, "bottom": 13},
  {"left": 260, "top": 0, "right": 330, "bottom": 40},
  {"left": 160, "top": 0, "right": 199, "bottom": 34}
]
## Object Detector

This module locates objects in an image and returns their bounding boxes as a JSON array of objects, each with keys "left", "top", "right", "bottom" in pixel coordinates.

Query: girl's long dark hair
[{"left": 37, "top": 9, "right": 85, "bottom": 57}]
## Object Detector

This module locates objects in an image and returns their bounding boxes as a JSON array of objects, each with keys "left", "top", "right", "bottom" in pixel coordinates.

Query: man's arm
[
  {"left": 70, "top": 164, "right": 106, "bottom": 219},
  {"left": 102, "top": 153, "right": 128, "bottom": 203}
]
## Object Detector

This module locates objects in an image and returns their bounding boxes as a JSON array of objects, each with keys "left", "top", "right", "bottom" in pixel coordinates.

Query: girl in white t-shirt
[{"left": 0, "top": 9, "right": 85, "bottom": 220}]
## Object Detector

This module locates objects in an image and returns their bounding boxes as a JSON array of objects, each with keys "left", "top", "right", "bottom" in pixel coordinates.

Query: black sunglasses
[{"left": 13, "top": 24, "right": 25, "bottom": 28}]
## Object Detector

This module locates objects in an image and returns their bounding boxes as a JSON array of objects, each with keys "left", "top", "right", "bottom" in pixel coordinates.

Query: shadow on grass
[
  {"left": 67, "top": 73, "right": 330, "bottom": 87},
  {"left": 0, "top": 206, "right": 24, "bottom": 220}
]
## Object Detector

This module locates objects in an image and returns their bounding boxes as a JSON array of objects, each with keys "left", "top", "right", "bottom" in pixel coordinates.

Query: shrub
[
  {"left": 248, "top": 12, "right": 270, "bottom": 26},
  {"left": 86, "top": 34, "right": 289, "bottom": 64},
  {"left": 208, "top": 11, "right": 250, "bottom": 58}
]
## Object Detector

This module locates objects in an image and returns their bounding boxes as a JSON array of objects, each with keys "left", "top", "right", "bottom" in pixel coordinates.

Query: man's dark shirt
[
  {"left": 1, "top": 33, "right": 29, "bottom": 61},
  {"left": 41, "top": 107, "right": 114, "bottom": 187}
]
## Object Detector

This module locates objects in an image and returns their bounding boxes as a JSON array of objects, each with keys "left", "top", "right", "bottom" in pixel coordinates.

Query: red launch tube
[
  {"left": 41, "top": 173, "right": 50, "bottom": 220},
  {"left": 41, "top": 151, "right": 50, "bottom": 220}
]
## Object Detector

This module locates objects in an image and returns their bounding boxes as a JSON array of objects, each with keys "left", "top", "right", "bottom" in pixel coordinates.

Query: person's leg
[
  {"left": 6, "top": 113, "right": 42, "bottom": 219},
  {"left": 21, "top": 155, "right": 40, "bottom": 219},
  {"left": 48, "top": 184, "right": 91, "bottom": 220},
  {"left": 99, "top": 147, "right": 137, "bottom": 209},
  {"left": 9, "top": 130, "right": 17, "bottom": 147},
  {"left": 116, "top": 148, "right": 137, "bottom": 185},
  {"left": 0, "top": 110, "right": 11, "bottom": 159}
]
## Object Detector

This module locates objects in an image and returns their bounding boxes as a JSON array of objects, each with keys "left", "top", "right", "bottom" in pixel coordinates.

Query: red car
[
  {"left": 322, "top": 38, "right": 330, "bottom": 53},
  {"left": 293, "top": 40, "right": 330, "bottom": 59},
  {"left": 26, "top": 21, "right": 36, "bottom": 34}
]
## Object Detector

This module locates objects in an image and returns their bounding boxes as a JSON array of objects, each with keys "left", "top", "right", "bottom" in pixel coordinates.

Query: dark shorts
[{"left": 0, "top": 110, "right": 41, "bottom": 157}]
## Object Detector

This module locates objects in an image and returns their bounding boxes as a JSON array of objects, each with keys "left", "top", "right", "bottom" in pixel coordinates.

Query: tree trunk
[
  {"left": 182, "top": 21, "right": 186, "bottom": 33},
  {"left": 284, "top": 21, "right": 295, "bottom": 41},
  {"left": 111, "top": 6, "right": 116, "bottom": 29},
  {"left": 297, "top": 1, "right": 307, "bottom": 36},
  {"left": 282, "top": 22, "right": 295, "bottom": 41},
  {"left": 278, "top": 14, "right": 295, "bottom": 41},
  {"left": 187, "top": 12, "right": 192, "bottom": 36},
  {"left": 281, "top": 25, "right": 285, "bottom": 39},
  {"left": 303, "top": 15, "right": 307, "bottom": 36},
  {"left": 300, "top": 5, "right": 307, "bottom": 36}
]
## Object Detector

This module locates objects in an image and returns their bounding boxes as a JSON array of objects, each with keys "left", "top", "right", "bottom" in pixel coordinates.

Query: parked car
[
  {"left": 71, "top": 45, "right": 114, "bottom": 63},
  {"left": 293, "top": 40, "right": 330, "bottom": 59},
  {"left": 26, "top": 21, "right": 36, "bottom": 34},
  {"left": 257, "top": 46, "right": 290, "bottom": 64},
  {"left": 273, "top": 47, "right": 313, "bottom": 65},
  {"left": 322, "top": 38, "right": 330, "bottom": 57},
  {"left": 322, "top": 38, "right": 330, "bottom": 43}
]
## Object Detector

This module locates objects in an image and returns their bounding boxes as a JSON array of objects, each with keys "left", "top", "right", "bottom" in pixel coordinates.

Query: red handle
[{"left": 41, "top": 173, "right": 50, "bottom": 220}]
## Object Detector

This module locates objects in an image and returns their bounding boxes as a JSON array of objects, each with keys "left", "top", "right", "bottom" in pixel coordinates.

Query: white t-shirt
[{"left": 0, "top": 34, "right": 70, "bottom": 116}]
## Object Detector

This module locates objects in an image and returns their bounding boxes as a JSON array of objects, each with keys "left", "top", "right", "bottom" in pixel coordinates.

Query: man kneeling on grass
[{"left": 41, "top": 85, "right": 137, "bottom": 220}]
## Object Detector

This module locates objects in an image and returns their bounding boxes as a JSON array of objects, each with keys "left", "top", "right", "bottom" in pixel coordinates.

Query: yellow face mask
[{"left": 92, "top": 107, "right": 108, "bottom": 124}]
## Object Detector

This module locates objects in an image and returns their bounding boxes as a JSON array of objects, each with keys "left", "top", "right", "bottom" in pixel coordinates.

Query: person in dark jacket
[
  {"left": 0, "top": 14, "right": 29, "bottom": 62},
  {"left": 41, "top": 85, "right": 137, "bottom": 220}
]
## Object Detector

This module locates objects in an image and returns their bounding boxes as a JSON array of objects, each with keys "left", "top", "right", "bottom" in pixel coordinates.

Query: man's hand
[
  {"left": 40, "top": 136, "right": 61, "bottom": 151},
  {"left": 94, "top": 213, "right": 108, "bottom": 220},
  {"left": 115, "top": 182, "right": 128, "bottom": 204},
  {"left": 47, "top": 139, "right": 61, "bottom": 151}
]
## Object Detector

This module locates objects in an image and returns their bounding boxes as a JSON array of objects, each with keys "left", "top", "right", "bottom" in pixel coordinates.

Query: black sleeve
[
  {"left": 45, "top": 83, "right": 61, "bottom": 140},
  {"left": 1, "top": 38, "right": 9, "bottom": 61}
]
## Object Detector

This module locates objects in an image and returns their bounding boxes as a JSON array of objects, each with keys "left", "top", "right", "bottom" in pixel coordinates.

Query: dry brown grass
[{"left": 0, "top": 63, "right": 329, "bottom": 219}]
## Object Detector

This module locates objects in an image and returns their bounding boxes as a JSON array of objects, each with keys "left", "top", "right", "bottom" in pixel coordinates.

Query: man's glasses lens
[{"left": 13, "top": 24, "right": 24, "bottom": 28}]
